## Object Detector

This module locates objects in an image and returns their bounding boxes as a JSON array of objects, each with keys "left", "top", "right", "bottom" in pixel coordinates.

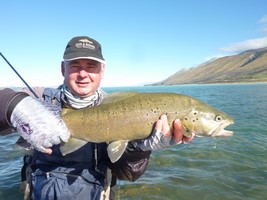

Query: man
[{"left": 0, "top": 36, "right": 194, "bottom": 199}]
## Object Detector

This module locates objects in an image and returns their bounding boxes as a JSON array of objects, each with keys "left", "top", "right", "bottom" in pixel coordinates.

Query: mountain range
[{"left": 150, "top": 47, "right": 267, "bottom": 85}]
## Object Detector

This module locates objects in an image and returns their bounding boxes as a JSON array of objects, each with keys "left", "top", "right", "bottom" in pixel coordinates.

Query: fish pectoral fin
[
  {"left": 107, "top": 140, "right": 128, "bottom": 163},
  {"left": 60, "top": 138, "right": 88, "bottom": 156},
  {"left": 14, "top": 136, "right": 31, "bottom": 150}
]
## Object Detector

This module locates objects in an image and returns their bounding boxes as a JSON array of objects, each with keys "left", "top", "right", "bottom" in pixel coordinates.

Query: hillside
[{"left": 150, "top": 47, "right": 267, "bottom": 85}]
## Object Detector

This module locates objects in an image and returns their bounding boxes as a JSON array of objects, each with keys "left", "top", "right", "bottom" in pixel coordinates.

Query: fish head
[{"left": 180, "top": 104, "right": 234, "bottom": 138}]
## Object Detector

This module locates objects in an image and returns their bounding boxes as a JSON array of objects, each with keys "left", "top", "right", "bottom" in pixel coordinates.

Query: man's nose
[{"left": 78, "top": 69, "right": 88, "bottom": 77}]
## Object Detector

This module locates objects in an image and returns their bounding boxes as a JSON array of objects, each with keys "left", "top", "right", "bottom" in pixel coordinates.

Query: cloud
[
  {"left": 258, "top": 15, "right": 267, "bottom": 34},
  {"left": 204, "top": 54, "right": 226, "bottom": 62},
  {"left": 220, "top": 15, "right": 267, "bottom": 54},
  {"left": 258, "top": 15, "right": 267, "bottom": 24},
  {"left": 220, "top": 37, "right": 267, "bottom": 53},
  {"left": 262, "top": 28, "right": 267, "bottom": 33}
]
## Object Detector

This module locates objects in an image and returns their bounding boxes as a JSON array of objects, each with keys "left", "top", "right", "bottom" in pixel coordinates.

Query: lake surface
[{"left": 0, "top": 83, "right": 266, "bottom": 200}]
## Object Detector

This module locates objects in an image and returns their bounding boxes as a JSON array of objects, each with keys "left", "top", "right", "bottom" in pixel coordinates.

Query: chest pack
[{"left": 32, "top": 87, "right": 108, "bottom": 169}]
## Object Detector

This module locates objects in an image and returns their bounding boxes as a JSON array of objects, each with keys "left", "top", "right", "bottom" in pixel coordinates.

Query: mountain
[{"left": 150, "top": 47, "right": 267, "bottom": 85}]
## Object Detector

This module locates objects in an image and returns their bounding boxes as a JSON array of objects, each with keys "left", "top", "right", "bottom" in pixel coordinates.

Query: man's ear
[
  {"left": 100, "top": 64, "right": 105, "bottom": 79},
  {"left": 61, "top": 61, "right": 65, "bottom": 77}
]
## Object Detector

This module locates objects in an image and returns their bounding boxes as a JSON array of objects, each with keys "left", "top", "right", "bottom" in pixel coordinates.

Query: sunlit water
[{"left": 0, "top": 83, "right": 266, "bottom": 200}]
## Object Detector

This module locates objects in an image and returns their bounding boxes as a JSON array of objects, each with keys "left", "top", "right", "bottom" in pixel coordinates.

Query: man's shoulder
[
  {"left": 20, "top": 87, "right": 46, "bottom": 98},
  {"left": 21, "top": 86, "right": 62, "bottom": 99}
]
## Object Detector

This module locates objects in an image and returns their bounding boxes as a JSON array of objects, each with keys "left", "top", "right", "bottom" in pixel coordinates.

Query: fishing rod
[{"left": 0, "top": 52, "right": 39, "bottom": 98}]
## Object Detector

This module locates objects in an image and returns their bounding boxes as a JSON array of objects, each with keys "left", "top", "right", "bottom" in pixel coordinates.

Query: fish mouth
[{"left": 210, "top": 121, "right": 234, "bottom": 137}]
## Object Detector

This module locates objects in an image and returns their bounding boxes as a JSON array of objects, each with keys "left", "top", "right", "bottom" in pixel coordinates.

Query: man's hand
[
  {"left": 131, "top": 114, "right": 194, "bottom": 151},
  {"left": 10, "top": 96, "right": 70, "bottom": 154},
  {"left": 161, "top": 115, "right": 194, "bottom": 145}
]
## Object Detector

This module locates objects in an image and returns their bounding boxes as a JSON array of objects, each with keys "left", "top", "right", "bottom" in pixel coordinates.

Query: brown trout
[{"left": 60, "top": 92, "right": 234, "bottom": 162}]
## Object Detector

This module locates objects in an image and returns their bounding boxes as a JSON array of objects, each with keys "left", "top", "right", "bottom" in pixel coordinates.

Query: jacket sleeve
[
  {"left": 0, "top": 88, "right": 29, "bottom": 135},
  {"left": 109, "top": 142, "right": 151, "bottom": 182}
]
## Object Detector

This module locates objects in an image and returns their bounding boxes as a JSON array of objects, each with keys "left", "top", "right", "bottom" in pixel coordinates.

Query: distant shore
[{"left": 147, "top": 79, "right": 267, "bottom": 86}]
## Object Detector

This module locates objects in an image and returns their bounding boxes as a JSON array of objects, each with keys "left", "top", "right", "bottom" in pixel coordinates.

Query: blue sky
[{"left": 0, "top": 0, "right": 267, "bottom": 87}]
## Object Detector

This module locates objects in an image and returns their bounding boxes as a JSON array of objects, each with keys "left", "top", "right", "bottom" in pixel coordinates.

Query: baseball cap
[{"left": 63, "top": 36, "right": 105, "bottom": 64}]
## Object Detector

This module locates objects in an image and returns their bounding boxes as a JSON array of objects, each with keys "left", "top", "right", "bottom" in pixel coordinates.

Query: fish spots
[
  {"left": 150, "top": 107, "right": 160, "bottom": 114},
  {"left": 185, "top": 128, "right": 190, "bottom": 133},
  {"left": 183, "top": 110, "right": 199, "bottom": 123},
  {"left": 107, "top": 110, "right": 118, "bottom": 116},
  {"left": 148, "top": 121, "right": 154, "bottom": 126}
]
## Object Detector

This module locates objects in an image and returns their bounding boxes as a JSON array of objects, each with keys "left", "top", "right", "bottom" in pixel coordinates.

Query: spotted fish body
[{"left": 61, "top": 92, "right": 234, "bottom": 142}]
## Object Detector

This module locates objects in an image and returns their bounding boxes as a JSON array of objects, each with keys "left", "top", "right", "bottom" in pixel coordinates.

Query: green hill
[{"left": 150, "top": 47, "right": 267, "bottom": 85}]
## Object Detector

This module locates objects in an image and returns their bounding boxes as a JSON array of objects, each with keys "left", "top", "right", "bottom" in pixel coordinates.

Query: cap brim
[{"left": 64, "top": 56, "right": 106, "bottom": 64}]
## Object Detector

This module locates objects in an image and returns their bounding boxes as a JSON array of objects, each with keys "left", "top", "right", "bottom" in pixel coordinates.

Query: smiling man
[{"left": 0, "top": 36, "right": 193, "bottom": 200}]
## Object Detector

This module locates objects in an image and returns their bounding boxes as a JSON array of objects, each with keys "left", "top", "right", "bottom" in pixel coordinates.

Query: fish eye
[{"left": 215, "top": 115, "right": 223, "bottom": 121}]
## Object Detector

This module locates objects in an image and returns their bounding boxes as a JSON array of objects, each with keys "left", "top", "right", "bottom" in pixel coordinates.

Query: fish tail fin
[{"left": 107, "top": 140, "right": 128, "bottom": 163}]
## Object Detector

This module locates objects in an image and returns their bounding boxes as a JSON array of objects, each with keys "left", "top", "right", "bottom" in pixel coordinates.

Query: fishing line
[{"left": 0, "top": 52, "right": 39, "bottom": 98}]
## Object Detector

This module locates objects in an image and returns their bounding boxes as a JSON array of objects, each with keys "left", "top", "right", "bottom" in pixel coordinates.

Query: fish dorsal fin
[
  {"left": 60, "top": 138, "right": 88, "bottom": 156},
  {"left": 107, "top": 140, "right": 128, "bottom": 163}
]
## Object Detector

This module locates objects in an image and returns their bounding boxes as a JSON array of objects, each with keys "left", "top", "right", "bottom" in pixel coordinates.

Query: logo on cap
[{"left": 75, "top": 39, "right": 95, "bottom": 50}]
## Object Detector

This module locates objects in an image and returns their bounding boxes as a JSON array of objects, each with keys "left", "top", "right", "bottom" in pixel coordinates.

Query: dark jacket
[{"left": 0, "top": 87, "right": 151, "bottom": 199}]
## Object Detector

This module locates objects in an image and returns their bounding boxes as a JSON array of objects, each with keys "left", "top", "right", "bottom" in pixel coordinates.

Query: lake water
[{"left": 0, "top": 83, "right": 266, "bottom": 200}]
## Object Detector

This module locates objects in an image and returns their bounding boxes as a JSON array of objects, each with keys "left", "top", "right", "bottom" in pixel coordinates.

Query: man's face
[{"left": 61, "top": 59, "right": 105, "bottom": 98}]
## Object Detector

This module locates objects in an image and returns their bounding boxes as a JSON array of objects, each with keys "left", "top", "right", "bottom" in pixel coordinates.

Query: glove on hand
[
  {"left": 130, "top": 115, "right": 191, "bottom": 152},
  {"left": 131, "top": 128, "right": 174, "bottom": 151},
  {"left": 10, "top": 96, "right": 70, "bottom": 153}
]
